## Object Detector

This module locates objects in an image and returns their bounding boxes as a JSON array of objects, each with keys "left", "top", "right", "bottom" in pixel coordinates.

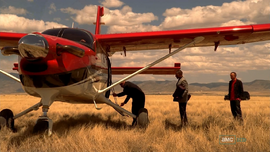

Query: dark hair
[
  {"left": 176, "top": 69, "right": 183, "bottom": 75},
  {"left": 230, "top": 72, "right": 237, "bottom": 76}
]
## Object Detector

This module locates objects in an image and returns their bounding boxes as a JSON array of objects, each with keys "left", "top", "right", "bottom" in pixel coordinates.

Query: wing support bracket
[
  {"left": 93, "top": 99, "right": 102, "bottom": 110},
  {"left": 214, "top": 41, "right": 220, "bottom": 51},
  {"left": 169, "top": 44, "right": 172, "bottom": 53},
  {"left": 123, "top": 46, "right": 126, "bottom": 57},
  {"left": 97, "top": 36, "right": 205, "bottom": 94}
]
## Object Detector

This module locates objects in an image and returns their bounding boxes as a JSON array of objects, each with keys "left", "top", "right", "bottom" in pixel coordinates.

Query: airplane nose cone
[{"left": 18, "top": 34, "right": 49, "bottom": 60}]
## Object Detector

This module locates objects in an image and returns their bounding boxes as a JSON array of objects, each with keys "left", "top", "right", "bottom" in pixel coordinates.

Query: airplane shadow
[
  {"left": 53, "top": 113, "right": 130, "bottom": 134},
  {"left": 7, "top": 113, "right": 130, "bottom": 147}
]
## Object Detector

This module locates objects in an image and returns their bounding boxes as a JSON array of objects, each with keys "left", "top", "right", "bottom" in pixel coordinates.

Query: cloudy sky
[{"left": 0, "top": 0, "right": 269, "bottom": 83}]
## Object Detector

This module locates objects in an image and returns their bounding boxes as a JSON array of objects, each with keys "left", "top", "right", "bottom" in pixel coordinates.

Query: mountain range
[{"left": 0, "top": 73, "right": 269, "bottom": 95}]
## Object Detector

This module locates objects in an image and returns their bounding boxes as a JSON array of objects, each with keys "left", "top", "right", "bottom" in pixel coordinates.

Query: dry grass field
[{"left": 0, "top": 94, "right": 269, "bottom": 152}]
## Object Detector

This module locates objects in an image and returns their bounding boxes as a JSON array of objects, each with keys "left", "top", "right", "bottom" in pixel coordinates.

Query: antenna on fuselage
[{"left": 94, "top": 6, "right": 105, "bottom": 35}]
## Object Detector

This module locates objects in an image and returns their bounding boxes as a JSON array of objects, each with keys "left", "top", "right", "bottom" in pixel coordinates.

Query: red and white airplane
[{"left": 0, "top": 6, "right": 269, "bottom": 135}]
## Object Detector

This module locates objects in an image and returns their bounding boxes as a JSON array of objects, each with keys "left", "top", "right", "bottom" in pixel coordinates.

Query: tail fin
[{"left": 95, "top": 6, "right": 104, "bottom": 35}]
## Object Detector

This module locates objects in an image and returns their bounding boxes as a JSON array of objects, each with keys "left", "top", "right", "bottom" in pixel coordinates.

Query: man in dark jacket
[
  {"left": 113, "top": 81, "right": 145, "bottom": 126},
  {"left": 228, "top": 72, "right": 244, "bottom": 121},
  {"left": 173, "top": 70, "right": 189, "bottom": 126}
]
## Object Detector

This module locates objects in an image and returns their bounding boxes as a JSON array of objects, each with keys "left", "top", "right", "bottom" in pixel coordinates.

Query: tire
[
  {"left": 33, "top": 119, "right": 49, "bottom": 134},
  {"left": 0, "top": 109, "right": 17, "bottom": 132},
  {"left": 137, "top": 108, "right": 149, "bottom": 128},
  {"left": 0, "top": 116, "right": 6, "bottom": 129}
]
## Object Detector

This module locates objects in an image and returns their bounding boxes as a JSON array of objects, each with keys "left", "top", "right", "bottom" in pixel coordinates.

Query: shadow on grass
[
  {"left": 7, "top": 113, "right": 130, "bottom": 148},
  {"left": 53, "top": 113, "right": 130, "bottom": 134},
  {"left": 164, "top": 119, "right": 182, "bottom": 131},
  {"left": 164, "top": 116, "right": 238, "bottom": 132}
]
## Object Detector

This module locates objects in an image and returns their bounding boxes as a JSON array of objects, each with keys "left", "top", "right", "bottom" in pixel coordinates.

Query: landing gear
[
  {"left": 0, "top": 109, "right": 17, "bottom": 132},
  {"left": 137, "top": 108, "right": 149, "bottom": 128},
  {"left": 32, "top": 103, "right": 54, "bottom": 136},
  {"left": 33, "top": 116, "right": 53, "bottom": 136}
]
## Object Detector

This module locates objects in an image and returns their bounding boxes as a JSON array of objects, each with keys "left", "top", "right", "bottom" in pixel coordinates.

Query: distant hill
[
  {"left": 189, "top": 80, "right": 270, "bottom": 92},
  {"left": 0, "top": 73, "right": 269, "bottom": 95},
  {"left": 130, "top": 80, "right": 270, "bottom": 95},
  {"left": 0, "top": 73, "right": 24, "bottom": 94}
]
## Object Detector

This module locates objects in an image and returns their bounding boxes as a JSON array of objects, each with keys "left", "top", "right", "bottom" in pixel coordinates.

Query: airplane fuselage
[{"left": 17, "top": 28, "right": 110, "bottom": 104}]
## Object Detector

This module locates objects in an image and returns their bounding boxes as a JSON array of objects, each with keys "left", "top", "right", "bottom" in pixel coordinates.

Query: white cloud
[
  {"left": 53, "top": 18, "right": 61, "bottom": 22},
  {"left": 98, "top": 0, "right": 270, "bottom": 69},
  {"left": 60, "top": 7, "right": 78, "bottom": 14},
  {"left": 120, "top": 5, "right": 132, "bottom": 14},
  {"left": 61, "top": 0, "right": 269, "bottom": 34},
  {"left": 220, "top": 20, "right": 256, "bottom": 27},
  {"left": 61, "top": 5, "right": 158, "bottom": 30},
  {"left": 0, "top": 14, "right": 67, "bottom": 33},
  {"left": 101, "top": 0, "right": 124, "bottom": 8},
  {"left": 110, "top": 42, "right": 270, "bottom": 77},
  {"left": 60, "top": 5, "right": 97, "bottom": 25},
  {"left": 0, "top": 6, "right": 28, "bottom": 15},
  {"left": 160, "top": 0, "right": 270, "bottom": 30},
  {"left": 102, "top": 7, "right": 158, "bottom": 26},
  {"left": 107, "top": 24, "right": 161, "bottom": 33},
  {"left": 49, "top": 3, "right": 56, "bottom": 14}
]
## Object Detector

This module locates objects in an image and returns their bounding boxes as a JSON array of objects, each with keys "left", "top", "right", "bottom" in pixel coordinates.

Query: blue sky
[{"left": 0, "top": 0, "right": 270, "bottom": 83}]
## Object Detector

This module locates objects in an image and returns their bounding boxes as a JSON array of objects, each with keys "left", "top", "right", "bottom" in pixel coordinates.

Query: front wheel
[{"left": 0, "top": 109, "right": 16, "bottom": 132}]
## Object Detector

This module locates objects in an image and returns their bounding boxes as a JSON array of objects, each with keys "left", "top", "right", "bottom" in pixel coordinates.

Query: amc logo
[
  {"left": 219, "top": 135, "right": 236, "bottom": 144},
  {"left": 219, "top": 135, "right": 246, "bottom": 144}
]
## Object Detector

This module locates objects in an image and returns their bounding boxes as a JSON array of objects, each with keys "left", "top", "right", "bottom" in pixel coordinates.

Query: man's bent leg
[
  {"left": 132, "top": 118, "right": 137, "bottom": 126},
  {"left": 131, "top": 105, "right": 140, "bottom": 126}
]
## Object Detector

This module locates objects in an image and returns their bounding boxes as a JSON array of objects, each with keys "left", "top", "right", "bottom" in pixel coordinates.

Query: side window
[
  {"left": 42, "top": 29, "right": 62, "bottom": 36},
  {"left": 61, "top": 29, "right": 94, "bottom": 50}
]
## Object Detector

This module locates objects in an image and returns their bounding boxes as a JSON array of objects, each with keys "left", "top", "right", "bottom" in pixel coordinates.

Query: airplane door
[{"left": 105, "top": 56, "right": 111, "bottom": 98}]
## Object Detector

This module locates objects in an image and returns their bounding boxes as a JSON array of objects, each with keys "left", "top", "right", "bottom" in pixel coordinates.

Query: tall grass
[{"left": 0, "top": 94, "right": 269, "bottom": 152}]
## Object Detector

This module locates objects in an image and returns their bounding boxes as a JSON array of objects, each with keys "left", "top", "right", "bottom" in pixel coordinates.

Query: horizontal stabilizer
[{"left": 111, "top": 63, "right": 180, "bottom": 75}]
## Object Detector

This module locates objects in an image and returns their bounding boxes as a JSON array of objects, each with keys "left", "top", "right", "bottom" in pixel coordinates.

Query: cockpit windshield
[
  {"left": 42, "top": 28, "right": 94, "bottom": 50},
  {"left": 61, "top": 29, "right": 94, "bottom": 49}
]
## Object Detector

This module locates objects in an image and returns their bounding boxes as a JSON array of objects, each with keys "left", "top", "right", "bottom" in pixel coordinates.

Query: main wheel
[
  {"left": 33, "top": 119, "right": 49, "bottom": 134},
  {"left": 0, "top": 116, "right": 6, "bottom": 129},
  {"left": 137, "top": 108, "right": 149, "bottom": 128},
  {"left": 0, "top": 109, "right": 16, "bottom": 132}
]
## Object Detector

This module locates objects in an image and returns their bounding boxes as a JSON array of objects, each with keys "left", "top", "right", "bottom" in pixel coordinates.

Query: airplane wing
[
  {"left": 111, "top": 63, "right": 180, "bottom": 75},
  {"left": 96, "top": 24, "right": 270, "bottom": 56},
  {"left": 0, "top": 32, "right": 27, "bottom": 48}
]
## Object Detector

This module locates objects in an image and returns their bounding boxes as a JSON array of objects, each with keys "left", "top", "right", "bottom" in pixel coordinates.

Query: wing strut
[
  {"left": 0, "top": 70, "right": 21, "bottom": 83},
  {"left": 98, "top": 36, "right": 205, "bottom": 94}
]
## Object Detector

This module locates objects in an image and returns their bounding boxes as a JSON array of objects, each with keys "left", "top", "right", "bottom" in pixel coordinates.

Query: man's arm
[
  {"left": 228, "top": 81, "right": 231, "bottom": 98},
  {"left": 120, "top": 95, "right": 131, "bottom": 106},
  {"left": 117, "top": 92, "right": 126, "bottom": 97},
  {"left": 181, "top": 80, "right": 188, "bottom": 97},
  {"left": 239, "top": 80, "right": 244, "bottom": 96},
  {"left": 123, "top": 96, "right": 131, "bottom": 104},
  {"left": 235, "top": 80, "right": 243, "bottom": 101}
]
